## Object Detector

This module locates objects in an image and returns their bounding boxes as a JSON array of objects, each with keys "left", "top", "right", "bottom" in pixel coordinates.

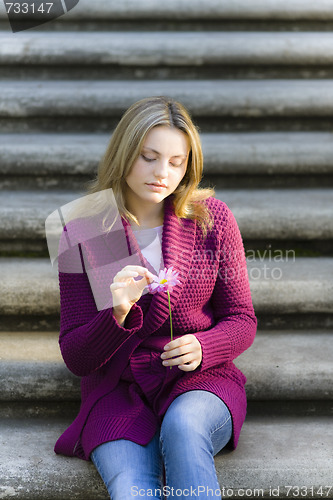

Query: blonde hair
[{"left": 86, "top": 96, "right": 215, "bottom": 237}]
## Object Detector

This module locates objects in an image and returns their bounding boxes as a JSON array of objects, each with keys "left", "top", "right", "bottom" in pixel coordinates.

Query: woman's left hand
[{"left": 161, "top": 334, "right": 202, "bottom": 371}]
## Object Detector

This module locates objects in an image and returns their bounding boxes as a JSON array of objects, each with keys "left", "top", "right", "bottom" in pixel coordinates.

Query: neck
[{"left": 127, "top": 201, "right": 165, "bottom": 229}]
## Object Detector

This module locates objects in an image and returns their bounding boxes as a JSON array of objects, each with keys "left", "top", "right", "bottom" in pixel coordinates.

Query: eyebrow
[{"left": 142, "top": 147, "right": 188, "bottom": 158}]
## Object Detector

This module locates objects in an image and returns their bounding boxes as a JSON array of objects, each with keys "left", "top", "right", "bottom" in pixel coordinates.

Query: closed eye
[
  {"left": 141, "top": 154, "right": 184, "bottom": 167},
  {"left": 141, "top": 154, "right": 156, "bottom": 162}
]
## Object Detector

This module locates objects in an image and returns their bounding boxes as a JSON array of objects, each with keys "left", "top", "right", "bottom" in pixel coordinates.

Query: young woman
[{"left": 54, "top": 96, "right": 257, "bottom": 499}]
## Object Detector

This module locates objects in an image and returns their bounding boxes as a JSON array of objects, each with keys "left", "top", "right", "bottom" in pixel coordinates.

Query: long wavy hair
[{"left": 86, "top": 96, "right": 215, "bottom": 237}]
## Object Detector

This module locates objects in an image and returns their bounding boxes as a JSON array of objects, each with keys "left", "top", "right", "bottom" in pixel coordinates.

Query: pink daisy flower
[
  {"left": 146, "top": 267, "right": 180, "bottom": 369},
  {"left": 147, "top": 266, "right": 180, "bottom": 294}
]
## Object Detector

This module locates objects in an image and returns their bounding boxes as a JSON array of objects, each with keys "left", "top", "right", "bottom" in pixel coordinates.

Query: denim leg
[
  {"left": 159, "top": 390, "right": 232, "bottom": 499},
  {"left": 91, "top": 431, "right": 164, "bottom": 499}
]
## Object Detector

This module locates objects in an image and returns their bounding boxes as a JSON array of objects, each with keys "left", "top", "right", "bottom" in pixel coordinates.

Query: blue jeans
[{"left": 91, "top": 390, "right": 233, "bottom": 499}]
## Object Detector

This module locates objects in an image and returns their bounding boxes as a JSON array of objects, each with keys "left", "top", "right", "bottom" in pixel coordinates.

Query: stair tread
[
  {"left": 1, "top": 255, "right": 333, "bottom": 313},
  {"left": 1, "top": 189, "right": 333, "bottom": 240},
  {"left": 1, "top": 0, "right": 333, "bottom": 21},
  {"left": 2, "top": 80, "right": 333, "bottom": 117},
  {"left": 235, "top": 330, "right": 333, "bottom": 399},
  {"left": 1, "top": 132, "right": 333, "bottom": 175},
  {"left": 3, "top": 31, "right": 333, "bottom": 65},
  {"left": 0, "top": 2, "right": 331, "bottom": 498},
  {"left": 0, "top": 330, "right": 332, "bottom": 401},
  {"left": 0, "top": 414, "right": 331, "bottom": 499}
]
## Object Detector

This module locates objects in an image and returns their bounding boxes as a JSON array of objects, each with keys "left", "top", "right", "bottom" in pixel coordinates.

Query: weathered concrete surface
[
  {"left": 0, "top": 190, "right": 79, "bottom": 240},
  {"left": 202, "top": 132, "right": 333, "bottom": 174},
  {"left": 1, "top": 330, "right": 332, "bottom": 401},
  {"left": 1, "top": 0, "right": 333, "bottom": 21},
  {"left": 0, "top": 415, "right": 331, "bottom": 499},
  {"left": 1, "top": 259, "right": 59, "bottom": 316},
  {"left": 1, "top": 257, "right": 333, "bottom": 315},
  {"left": 3, "top": 80, "right": 333, "bottom": 117},
  {"left": 0, "top": 361, "right": 79, "bottom": 401},
  {"left": 1, "top": 189, "right": 333, "bottom": 240},
  {"left": 216, "top": 415, "right": 333, "bottom": 498},
  {"left": 235, "top": 330, "right": 333, "bottom": 399},
  {"left": 0, "top": 417, "right": 107, "bottom": 499},
  {"left": 0, "top": 133, "right": 108, "bottom": 176},
  {"left": 216, "top": 188, "right": 333, "bottom": 239},
  {"left": 0, "top": 332, "right": 80, "bottom": 401},
  {"left": 3, "top": 31, "right": 333, "bottom": 65},
  {"left": 2, "top": 132, "right": 333, "bottom": 176},
  {"left": 247, "top": 257, "right": 333, "bottom": 314},
  {"left": 0, "top": 331, "right": 61, "bottom": 362}
]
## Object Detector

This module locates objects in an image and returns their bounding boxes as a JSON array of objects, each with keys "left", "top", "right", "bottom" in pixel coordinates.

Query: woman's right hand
[{"left": 110, "top": 265, "right": 155, "bottom": 325}]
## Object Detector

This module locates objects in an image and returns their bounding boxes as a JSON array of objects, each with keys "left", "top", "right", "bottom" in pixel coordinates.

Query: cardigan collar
[{"left": 121, "top": 195, "right": 197, "bottom": 336}]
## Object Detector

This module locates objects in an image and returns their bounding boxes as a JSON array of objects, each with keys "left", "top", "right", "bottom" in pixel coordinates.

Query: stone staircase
[{"left": 0, "top": 0, "right": 332, "bottom": 498}]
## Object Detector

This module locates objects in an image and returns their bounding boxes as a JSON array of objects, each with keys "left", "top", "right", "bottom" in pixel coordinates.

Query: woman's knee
[{"left": 160, "top": 391, "right": 232, "bottom": 455}]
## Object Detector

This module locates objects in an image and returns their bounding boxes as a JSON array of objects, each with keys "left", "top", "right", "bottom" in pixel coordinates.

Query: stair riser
[
  {"left": 1, "top": 364, "right": 331, "bottom": 402},
  {"left": 4, "top": 117, "right": 333, "bottom": 134},
  {"left": 4, "top": 32, "right": 333, "bottom": 67},
  {"left": 2, "top": 81, "right": 333, "bottom": 121},
  {"left": 1, "top": 190, "right": 333, "bottom": 243},
  {"left": 4, "top": 66, "right": 333, "bottom": 81},
  {"left": 3, "top": 132, "right": 333, "bottom": 175},
  {"left": 1, "top": 313, "right": 333, "bottom": 333},
  {"left": 3, "top": 175, "right": 333, "bottom": 191}
]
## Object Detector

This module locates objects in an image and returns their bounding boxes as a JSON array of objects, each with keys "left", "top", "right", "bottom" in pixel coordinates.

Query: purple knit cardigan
[{"left": 54, "top": 195, "right": 257, "bottom": 461}]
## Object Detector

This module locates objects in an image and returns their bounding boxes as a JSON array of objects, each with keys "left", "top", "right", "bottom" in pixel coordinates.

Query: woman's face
[{"left": 124, "top": 125, "right": 190, "bottom": 212}]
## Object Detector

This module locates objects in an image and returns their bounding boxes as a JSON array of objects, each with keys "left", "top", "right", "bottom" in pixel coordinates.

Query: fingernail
[{"left": 164, "top": 345, "right": 170, "bottom": 350}]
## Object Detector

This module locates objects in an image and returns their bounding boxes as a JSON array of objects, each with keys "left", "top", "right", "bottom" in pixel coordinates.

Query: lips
[{"left": 147, "top": 183, "right": 167, "bottom": 188}]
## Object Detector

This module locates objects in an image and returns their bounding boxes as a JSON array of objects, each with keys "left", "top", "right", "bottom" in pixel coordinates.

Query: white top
[{"left": 131, "top": 224, "right": 163, "bottom": 274}]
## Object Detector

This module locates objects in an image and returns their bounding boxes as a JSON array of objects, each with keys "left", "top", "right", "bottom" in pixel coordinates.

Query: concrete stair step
[
  {"left": 235, "top": 330, "right": 333, "bottom": 400},
  {"left": 220, "top": 188, "right": 333, "bottom": 240},
  {"left": 1, "top": 189, "right": 332, "bottom": 247},
  {"left": 0, "top": 330, "right": 331, "bottom": 402},
  {"left": 0, "top": 413, "right": 331, "bottom": 499},
  {"left": 1, "top": 132, "right": 333, "bottom": 182},
  {"left": 1, "top": 257, "right": 333, "bottom": 317},
  {"left": 2, "top": 80, "right": 333, "bottom": 120},
  {"left": 1, "top": 0, "right": 333, "bottom": 22},
  {"left": 3, "top": 31, "right": 333, "bottom": 66}
]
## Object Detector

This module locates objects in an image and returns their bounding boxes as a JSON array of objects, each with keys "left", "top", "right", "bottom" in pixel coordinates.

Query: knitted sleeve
[
  {"left": 194, "top": 204, "right": 257, "bottom": 372},
  {"left": 58, "top": 260, "right": 143, "bottom": 378}
]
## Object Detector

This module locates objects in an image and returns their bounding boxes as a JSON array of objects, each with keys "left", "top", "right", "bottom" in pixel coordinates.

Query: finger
[
  {"left": 113, "top": 269, "right": 155, "bottom": 283},
  {"left": 162, "top": 352, "right": 194, "bottom": 367},
  {"left": 110, "top": 282, "right": 128, "bottom": 291},
  {"left": 121, "top": 266, "right": 156, "bottom": 278},
  {"left": 178, "top": 361, "right": 198, "bottom": 372},
  {"left": 135, "top": 274, "right": 154, "bottom": 291},
  {"left": 114, "top": 270, "right": 139, "bottom": 281},
  {"left": 161, "top": 344, "right": 189, "bottom": 360},
  {"left": 122, "top": 265, "right": 154, "bottom": 273},
  {"left": 163, "top": 336, "right": 193, "bottom": 352}
]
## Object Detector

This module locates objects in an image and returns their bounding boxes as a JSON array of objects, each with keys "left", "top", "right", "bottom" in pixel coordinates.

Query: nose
[{"left": 153, "top": 158, "right": 169, "bottom": 179}]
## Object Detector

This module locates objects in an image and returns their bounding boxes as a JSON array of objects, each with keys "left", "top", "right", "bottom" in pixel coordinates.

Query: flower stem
[{"left": 167, "top": 290, "right": 173, "bottom": 370}]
